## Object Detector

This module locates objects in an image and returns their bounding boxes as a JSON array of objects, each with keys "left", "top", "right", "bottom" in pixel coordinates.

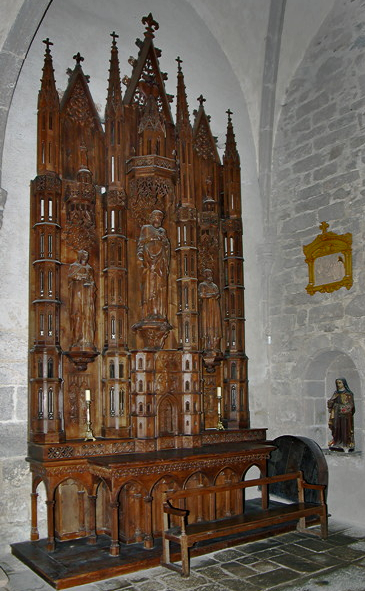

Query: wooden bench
[{"left": 161, "top": 471, "right": 327, "bottom": 576}]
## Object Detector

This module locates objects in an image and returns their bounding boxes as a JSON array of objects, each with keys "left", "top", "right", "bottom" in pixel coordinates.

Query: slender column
[
  {"left": 78, "top": 490, "right": 86, "bottom": 533},
  {"left": 30, "top": 492, "right": 39, "bottom": 541},
  {"left": 45, "top": 500, "right": 55, "bottom": 552},
  {"left": 143, "top": 495, "right": 154, "bottom": 549},
  {"left": 87, "top": 495, "right": 97, "bottom": 544},
  {"left": 109, "top": 501, "right": 120, "bottom": 556},
  {"left": 134, "top": 493, "right": 143, "bottom": 542}
]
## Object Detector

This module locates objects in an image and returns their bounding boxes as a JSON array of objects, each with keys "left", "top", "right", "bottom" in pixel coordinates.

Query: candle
[
  {"left": 85, "top": 389, "right": 91, "bottom": 402},
  {"left": 217, "top": 387, "right": 222, "bottom": 398}
]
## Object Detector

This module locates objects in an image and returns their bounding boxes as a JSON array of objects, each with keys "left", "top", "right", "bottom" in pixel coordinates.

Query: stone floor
[{"left": 1, "top": 521, "right": 365, "bottom": 591}]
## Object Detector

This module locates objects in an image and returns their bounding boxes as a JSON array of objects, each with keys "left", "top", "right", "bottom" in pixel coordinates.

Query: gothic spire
[
  {"left": 175, "top": 56, "right": 191, "bottom": 133},
  {"left": 38, "top": 38, "right": 59, "bottom": 111},
  {"left": 106, "top": 31, "right": 123, "bottom": 116},
  {"left": 223, "top": 109, "right": 240, "bottom": 164}
]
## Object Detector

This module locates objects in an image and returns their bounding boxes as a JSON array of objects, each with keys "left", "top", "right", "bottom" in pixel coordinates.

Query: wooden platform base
[{"left": 11, "top": 499, "right": 320, "bottom": 590}]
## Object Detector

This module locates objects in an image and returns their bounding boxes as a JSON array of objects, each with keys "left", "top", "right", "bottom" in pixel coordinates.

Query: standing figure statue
[
  {"left": 327, "top": 377, "right": 355, "bottom": 452},
  {"left": 68, "top": 250, "right": 96, "bottom": 349},
  {"left": 137, "top": 210, "right": 170, "bottom": 320},
  {"left": 198, "top": 268, "right": 222, "bottom": 351}
]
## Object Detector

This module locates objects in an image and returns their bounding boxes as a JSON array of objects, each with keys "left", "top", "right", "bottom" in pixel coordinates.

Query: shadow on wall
[{"left": 302, "top": 350, "right": 361, "bottom": 451}]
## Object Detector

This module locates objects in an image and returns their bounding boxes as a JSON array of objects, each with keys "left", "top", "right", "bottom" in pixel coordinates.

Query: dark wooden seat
[{"left": 161, "top": 471, "right": 328, "bottom": 576}]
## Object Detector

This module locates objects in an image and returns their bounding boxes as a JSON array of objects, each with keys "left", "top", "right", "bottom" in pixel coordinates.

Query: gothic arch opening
[{"left": 302, "top": 350, "right": 361, "bottom": 450}]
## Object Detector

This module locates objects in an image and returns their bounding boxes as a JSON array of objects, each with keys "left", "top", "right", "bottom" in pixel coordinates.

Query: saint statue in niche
[
  {"left": 198, "top": 268, "right": 222, "bottom": 351},
  {"left": 137, "top": 210, "right": 170, "bottom": 320},
  {"left": 327, "top": 377, "right": 355, "bottom": 452},
  {"left": 68, "top": 250, "right": 96, "bottom": 349}
]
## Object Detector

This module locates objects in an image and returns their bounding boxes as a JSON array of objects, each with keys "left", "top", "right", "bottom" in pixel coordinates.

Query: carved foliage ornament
[
  {"left": 129, "top": 176, "right": 174, "bottom": 226},
  {"left": 303, "top": 221, "right": 352, "bottom": 295},
  {"left": 64, "top": 80, "right": 94, "bottom": 126}
]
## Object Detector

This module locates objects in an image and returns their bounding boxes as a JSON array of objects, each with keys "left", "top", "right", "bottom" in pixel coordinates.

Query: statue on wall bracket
[
  {"left": 198, "top": 268, "right": 223, "bottom": 371},
  {"left": 64, "top": 249, "right": 99, "bottom": 370},
  {"left": 132, "top": 210, "right": 172, "bottom": 349},
  {"left": 303, "top": 221, "right": 352, "bottom": 295}
]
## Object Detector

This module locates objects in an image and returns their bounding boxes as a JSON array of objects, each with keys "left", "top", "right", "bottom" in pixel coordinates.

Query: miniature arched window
[
  {"left": 48, "top": 234, "right": 52, "bottom": 257},
  {"left": 231, "top": 292, "right": 235, "bottom": 314},
  {"left": 111, "top": 317, "right": 116, "bottom": 339},
  {"left": 230, "top": 236, "right": 234, "bottom": 254},
  {"left": 40, "top": 198, "right": 45, "bottom": 221},
  {"left": 109, "top": 387, "right": 115, "bottom": 416},
  {"left": 109, "top": 361, "right": 115, "bottom": 378},
  {"left": 147, "top": 403, "right": 151, "bottom": 413},
  {"left": 184, "top": 285, "right": 189, "bottom": 308},
  {"left": 118, "top": 279, "right": 122, "bottom": 301},
  {"left": 177, "top": 226, "right": 181, "bottom": 246},
  {"left": 119, "top": 363, "right": 124, "bottom": 378},
  {"left": 224, "top": 236, "right": 228, "bottom": 255},
  {"left": 230, "top": 264, "right": 234, "bottom": 283},
  {"left": 119, "top": 389, "right": 125, "bottom": 413},
  {"left": 185, "top": 360, "right": 190, "bottom": 371},
  {"left": 118, "top": 244, "right": 122, "bottom": 265},
  {"left": 111, "top": 279, "right": 115, "bottom": 299},
  {"left": 231, "top": 362, "right": 237, "bottom": 380},
  {"left": 138, "top": 403, "right": 143, "bottom": 413},
  {"left": 193, "top": 402, "right": 197, "bottom": 411},
  {"left": 111, "top": 210, "right": 115, "bottom": 232},
  {"left": 184, "top": 255, "right": 188, "bottom": 275},
  {"left": 185, "top": 401, "right": 190, "bottom": 412},
  {"left": 40, "top": 233, "right": 45, "bottom": 258},
  {"left": 185, "top": 322, "right": 189, "bottom": 343},
  {"left": 38, "top": 359, "right": 43, "bottom": 378},
  {"left": 47, "top": 387, "right": 54, "bottom": 419},
  {"left": 231, "top": 385, "right": 237, "bottom": 411},
  {"left": 48, "top": 270, "right": 53, "bottom": 296},
  {"left": 191, "top": 255, "right": 195, "bottom": 274},
  {"left": 39, "top": 270, "right": 44, "bottom": 297},
  {"left": 47, "top": 358, "right": 54, "bottom": 378},
  {"left": 183, "top": 225, "right": 187, "bottom": 244},
  {"left": 38, "top": 388, "right": 43, "bottom": 418},
  {"left": 39, "top": 313, "right": 44, "bottom": 336},
  {"left": 138, "top": 358, "right": 143, "bottom": 369},
  {"left": 185, "top": 381, "right": 190, "bottom": 391},
  {"left": 48, "top": 313, "right": 53, "bottom": 336},
  {"left": 138, "top": 380, "right": 143, "bottom": 392},
  {"left": 231, "top": 324, "right": 236, "bottom": 346},
  {"left": 110, "top": 242, "right": 115, "bottom": 265}
]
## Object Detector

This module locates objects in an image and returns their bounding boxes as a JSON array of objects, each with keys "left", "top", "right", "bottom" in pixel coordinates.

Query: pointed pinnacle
[{"left": 142, "top": 13, "right": 159, "bottom": 38}]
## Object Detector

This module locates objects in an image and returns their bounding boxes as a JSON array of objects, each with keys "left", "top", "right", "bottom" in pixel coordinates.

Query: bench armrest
[{"left": 163, "top": 501, "right": 188, "bottom": 518}]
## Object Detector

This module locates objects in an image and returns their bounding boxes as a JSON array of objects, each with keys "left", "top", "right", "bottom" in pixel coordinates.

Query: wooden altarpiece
[{"left": 15, "top": 15, "right": 273, "bottom": 587}]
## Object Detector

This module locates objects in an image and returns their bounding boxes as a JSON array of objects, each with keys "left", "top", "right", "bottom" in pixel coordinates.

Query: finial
[
  {"left": 73, "top": 52, "right": 84, "bottom": 65},
  {"left": 142, "top": 13, "right": 159, "bottom": 38},
  {"left": 176, "top": 56, "right": 183, "bottom": 72},
  {"left": 319, "top": 221, "right": 329, "bottom": 234},
  {"left": 111, "top": 31, "right": 119, "bottom": 46},
  {"left": 43, "top": 38, "right": 53, "bottom": 54},
  {"left": 197, "top": 94, "right": 206, "bottom": 106},
  {"left": 226, "top": 108, "right": 233, "bottom": 122}
]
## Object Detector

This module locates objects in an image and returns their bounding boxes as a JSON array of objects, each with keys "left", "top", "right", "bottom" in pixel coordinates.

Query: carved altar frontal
[{"left": 16, "top": 15, "right": 271, "bottom": 587}]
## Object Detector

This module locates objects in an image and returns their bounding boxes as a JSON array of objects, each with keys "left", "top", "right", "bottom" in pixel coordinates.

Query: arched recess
[
  {"left": 33, "top": 479, "right": 48, "bottom": 539},
  {"left": 301, "top": 349, "right": 361, "bottom": 450},
  {"left": 184, "top": 471, "right": 210, "bottom": 523},
  {"left": 54, "top": 478, "right": 89, "bottom": 541},
  {"left": 157, "top": 394, "right": 178, "bottom": 436},
  {"left": 95, "top": 479, "right": 111, "bottom": 536},
  {"left": 118, "top": 480, "right": 147, "bottom": 544},
  {"left": 214, "top": 467, "right": 240, "bottom": 519},
  {"left": 151, "top": 475, "right": 181, "bottom": 536},
  {"left": 242, "top": 464, "right": 262, "bottom": 503}
]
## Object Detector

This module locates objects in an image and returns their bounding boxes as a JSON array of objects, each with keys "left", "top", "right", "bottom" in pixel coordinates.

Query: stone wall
[{"left": 269, "top": 0, "right": 365, "bottom": 525}]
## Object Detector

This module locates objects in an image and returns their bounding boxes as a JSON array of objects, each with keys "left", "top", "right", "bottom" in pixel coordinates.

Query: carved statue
[
  {"left": 198, "top": 268, "right": 222, "bottom": 351},
  {"left": 68, "top": 250, "right": 96, "bottom": 348},
  {"left": 137, "top": 210, "right": 170, "bottom": 320},
  {"left": 327, "top": 377, "right": 355, "bottom": 452}
]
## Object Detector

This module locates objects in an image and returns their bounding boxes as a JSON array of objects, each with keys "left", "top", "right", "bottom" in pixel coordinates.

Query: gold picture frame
[{"left": 303, "top": 221, "right": 352, "bottom": 295}]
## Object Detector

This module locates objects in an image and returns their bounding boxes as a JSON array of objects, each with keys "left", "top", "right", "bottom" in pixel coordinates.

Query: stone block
[
  {"left": 15, "top": 386, "right": 27, "bottom": 422},
  {"left": 2, "top": 457, "right": 29, "bottom": 488},
  {"left": 297, "top": 183, "right": 323, "bottom": 201},
  {"left": 322, "top": 169, "right": 360, "bottom": 191},
  {"left": 295, "top": 193, "right": 330, "bottom": 214},
  {"left": 328, "top": 111, "right": 357, "bottom": 131},
  {"left": 312, "top": 102, "right": 337, "bottom": 126},
  {"left": 281, "top": 211, "right": 316, "bottom": 234},
  {"left": 313, "top": 162, "right": 338, "bottom": 181},
  {"left": 292, "top": 153, "right": 327, "bottom": 175},
  {"left": 313, "top": 124, "right": 357, "bottom": 151},
  {"left": 345, "top": 295, "right": 365, "bottom": 317},
  {"left": 303, "top": 381, "right": 324, "bottom": 398},
  {"left": 315, "top": 56, "right": 344, "bottom": 83},
  {"left": 318, "top": 201, "right": 345, "bottom": 221},
  {"left": 0, "top": 422, "right": 27, "bottom": 457},
  {"left": 296, "top": 91, "right": 329, "bottom": 120},
  {"left": 0, "top": 387, "right": 14, "bottom": 421},
  {"left": 308, "top": 302, "right": 344, "bottom": 324}
]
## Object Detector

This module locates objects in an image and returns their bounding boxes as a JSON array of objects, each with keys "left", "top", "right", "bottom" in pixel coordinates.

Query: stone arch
[
  {"left": 214, "top": 467, "right": 240, "bottom": 518},
  {"left": 299, "top": 348, "right": 362, "bottom": 450},
  {"left": 95, "top": 478, "right": 111, "bottom": 536}
]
